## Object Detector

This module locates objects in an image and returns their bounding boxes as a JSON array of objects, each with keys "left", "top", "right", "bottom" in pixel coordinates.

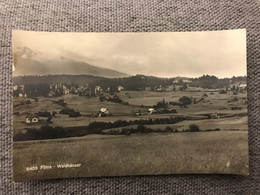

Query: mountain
[{"left": 13, "top": 47, "right": 129, "bottom": 78}]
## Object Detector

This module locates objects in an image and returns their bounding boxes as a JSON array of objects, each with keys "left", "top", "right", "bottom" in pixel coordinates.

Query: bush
[
  {"left": 52, "top": 111, "right": 57, "bottom": 116},
  {"left": 189, "top": 124, "right": 200, "bottom": 132},
  {"left": 231, "top": 106, "right": 242, "bottom": 110},
  {"left": 179, "top": 96, "right": 192, "bottom": 106},
  {"left": 38, "top": 111, "right": 51, "bottom": 117},
  {"left": 158, "top": 109, "right": 177, "bottom": 114},
  {"left": 165, "top": 126, "right": 174, "bottom": 132},
  {"left": 169, "top": 101, "right": 180, "bottom": 106},
  {"left": 219, "top": 90, "right": 227, "bottom": 94},
  {"left": 154, "top": 99, "right": 168, "bottom": 108},
  {"left": 13, "top": 125, "right": 67, "bottom": 141},
  {"left": 53, "top": 99, "right": 67, "bottom": 106},
  {"left": 60, "top": 108, "right": 81, "bottom": 117},
  {"left": 69, "top": 112, "right": 80, "bottom": 117},
  {"left": 137, "top": 124, "right": 146, "bottom": 133},
  {"left": 229, "top": 97, "right": 238, "bottom": 102}
]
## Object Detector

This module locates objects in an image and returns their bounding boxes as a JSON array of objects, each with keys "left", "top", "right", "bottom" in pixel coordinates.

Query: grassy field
[
  {"left": 13, "top": 88, "right": 249, "bottom": 180},
  {"left": 13, "top": 131, "right": 249, "bottom": 181},
  {"left": 13, "top": 88, "right": 247, "bottom": 134},
  {"left": 102, "top": 116, "right": 248, "bottom": 133}
]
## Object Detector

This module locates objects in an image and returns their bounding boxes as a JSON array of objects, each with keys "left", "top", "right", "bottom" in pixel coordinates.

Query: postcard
[{"left": 12, "top": 29, "right": 248, "bottom": 181}]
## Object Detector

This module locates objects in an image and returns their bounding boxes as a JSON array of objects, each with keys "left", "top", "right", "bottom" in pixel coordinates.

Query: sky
[{"left": 12, "top": 29, "right": 247, "bottom": 78}]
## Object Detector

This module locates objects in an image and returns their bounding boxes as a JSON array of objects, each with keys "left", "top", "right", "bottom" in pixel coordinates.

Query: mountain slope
[{"left": 13, "top": 49, "right": 129, "bottom": 78}]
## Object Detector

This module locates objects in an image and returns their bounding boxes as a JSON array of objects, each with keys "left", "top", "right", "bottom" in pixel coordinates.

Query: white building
[
  {"left": 99, "top": 107, "right": 110, "bottom": 117},
  {"left": 118, "top": 85, "right": 124, "bottom": 91},
  {"left": 148, "top": 108, "right": 156, "bottom": 114},
  {"left": 64, "top": 89, "right": 70, "bottom": 95},
  {"left": 95, "top": 86, "right": 102, "bottom": 95},
  {"left": 239, "top": 83, "right": 247, "bottom": 89},
  {"left": 25, "top": 114, "right": 39, "bottom": 124}
]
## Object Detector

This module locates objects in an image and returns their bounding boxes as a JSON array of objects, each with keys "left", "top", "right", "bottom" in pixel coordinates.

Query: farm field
[
  {"left": 13, "top": 88, "right": 247, "bottom": 134},
  {"left": 103, "top": 116, "right": 248, "bottom": 133},
  {"left": 13, "top": 130, "right": 249, "bottom": 181}
]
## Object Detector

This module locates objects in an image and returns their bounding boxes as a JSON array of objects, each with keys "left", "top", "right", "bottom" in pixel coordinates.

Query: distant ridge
[{"left": 13, "top": 47, "right": 129, "bottom": 78}]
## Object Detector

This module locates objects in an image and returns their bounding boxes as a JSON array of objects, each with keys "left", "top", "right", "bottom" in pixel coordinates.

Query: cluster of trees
[
  {"left": 14, "top": 126, "right": 67, "bottom": 141},
  {"left": 14, "top": 75, "right": 174, "bottom": 95},
  {"left": 92, "top": 75, "right": 173, "bottom": 91},
  {"left": 190, "top": 75, "right": 246, "bottom": 89},
  {"left": 154, "top": 99, "right": 168, "bottom": 109},
  {"left": 14, "top": 116, "right": 185, "bottom": 141},
  {"left": 23, "top": 83, "right": 50, "bottom": 97},
  {"left": 99, "top": 94, "right": 129, "bottom": 105},
  {"left": 14, "top": 122, "right": 221, "bottom": 141},
  {"left": 230, "top": 76, "right": 247, "bottom": 83},
  {"left": 106, "top": 124, "right": 202, "bottom": 135},
  {"left": 13, "top": 126, "right": 86, "bottom": 141},
  {"left": 37, "top": 110, "right": 52, "bottom": 122},
  {"left": 104, "top": 125, "right": 180, "bottom": 136},
  {"left": 14, "top": 75, "right": 247, "bottom": 98},
  {"left": 52, "top": 99, "right": 67, "bottom": 106},
  {"left": 191, "top": 75, "right": 230, "bottom": 89},
  {"left": 87, "top": 116, "right": 185, "bottom": 134},
  {"left": 154, "top": 96, "right": 193, "bottom": 109},
  {"left": 59, "top": 108, "right": 81, "bottom": 117},
  {"left": 179, "top": 96, "right": 192, "bottom": 106}
]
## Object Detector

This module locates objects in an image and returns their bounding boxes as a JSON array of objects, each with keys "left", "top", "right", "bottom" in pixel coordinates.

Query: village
[{"left": 13, "top": 75, "right": 247, "bottom": 138}]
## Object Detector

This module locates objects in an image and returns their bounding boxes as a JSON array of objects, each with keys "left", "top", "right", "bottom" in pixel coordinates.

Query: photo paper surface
[{"left": 12, "top": 29, "right": 248, "bottom": 181}]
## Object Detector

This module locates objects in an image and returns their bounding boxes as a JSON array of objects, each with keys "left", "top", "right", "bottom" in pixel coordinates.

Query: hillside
[{"left": 13, "top": 47, "right": 129, "bottom": 78}]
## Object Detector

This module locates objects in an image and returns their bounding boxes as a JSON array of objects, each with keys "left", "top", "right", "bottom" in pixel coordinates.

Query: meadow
[
  {"left": 13, "top": 131, "right": 248, "bottom": 181},
  {"left": 13, "top": 87, "right": 248, "bottom": 180},
  {"left": 13, "top": 87, "right": 247, "bottom": 133}
]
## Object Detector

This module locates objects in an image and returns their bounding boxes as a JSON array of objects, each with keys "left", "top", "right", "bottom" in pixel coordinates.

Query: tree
[
  {"left": 47, "top": 116, "right": 52, "bottom": 123},
  {"left": 154, "top": 99, "right": 168, "bottom": 109},
  {"left": 179, "top": 96, "right": 192, "bottom": 106},
  {"left": 183, "top": 83, "right": 188, "bottom": 90},
  {"left": 189, "top": 124, "right": 200, "bottom": 132}
]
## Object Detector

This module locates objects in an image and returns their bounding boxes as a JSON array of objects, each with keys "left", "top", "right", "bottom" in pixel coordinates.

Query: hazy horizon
[
  {"left": 12, "top": 29, "right": 247, "bottom": 78},
  {"left": 12, "top": 73, "right": 247, "bottom": 80}
]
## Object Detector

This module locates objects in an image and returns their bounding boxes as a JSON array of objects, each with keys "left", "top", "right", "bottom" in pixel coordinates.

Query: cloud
[{"left": 12, "top": 29, "right": 247, "bottom": 78}]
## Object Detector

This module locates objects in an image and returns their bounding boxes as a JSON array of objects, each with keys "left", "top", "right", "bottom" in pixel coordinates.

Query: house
[
  {"left": 155, "top": 85, "right": 165, "bottom": 92},
  {"left": 173, "top": 79, "right": 191, "bottom": 84},
  {"left": 25, "top": 114, "right": 39, "bottom": 124},
  {"left": 239, "top": 83, "right": 247, "bottom": 89},
  {"left": 48, "top": 91, "right": 55, "bottom": 97},
  {"left": 182, "top": 79, "right": 192, "bottom": 83},
  {"left": 18, "top": 93, "right": 24, "bottom": 97},
  {"left": 19, "top": 85, "right": 24, "bottom": 91},
  {"left": 134, "top": 111, "right": 141, "bottom": 116},
  {"left": 64, "top": 88, "right": 70, "bottom": 95},
  {"left": 210, "top": 112, "right": 220, "bottom": 119},
  {"left": 98, "top": 107, "right": 111, "bottom": 117},
  {"left": 118, "top": 85, "right": 124, "bottom": 92},
  {"left": 95, "top": 86, "right": 102, "bottom": 95},
  {"left": 62, "top": 85, "right": 67, "bottom": 91},
  {"left": 148, "top": 108, "right": 156, "bottom": 114}
]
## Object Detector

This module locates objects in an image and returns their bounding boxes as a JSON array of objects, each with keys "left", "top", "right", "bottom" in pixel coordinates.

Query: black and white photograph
[{"left": 12, "top": 29, "right": 248, "bottom": 181}]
